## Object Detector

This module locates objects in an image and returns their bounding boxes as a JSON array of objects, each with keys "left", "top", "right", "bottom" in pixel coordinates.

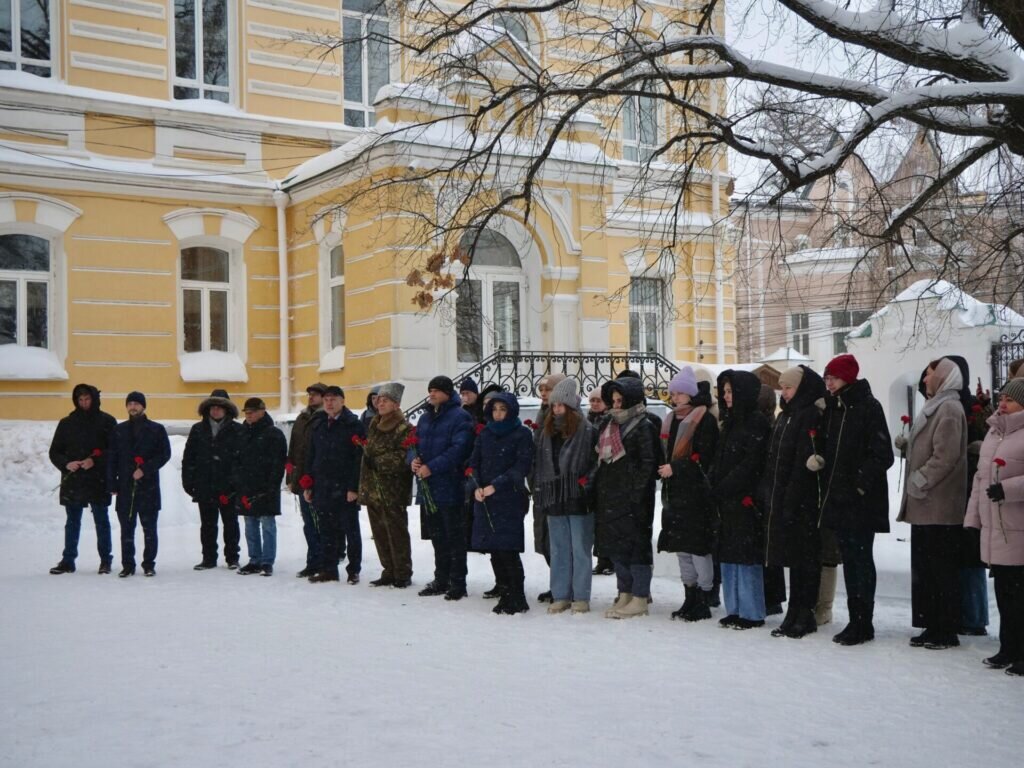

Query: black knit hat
[
  {"left": 323, "top": 385, "right": 344, "bottom": 398},
  {"left": 428, "top": 376, "right": 455, "bottom": 397},
  {"left": 125, "top": 391, "right": 147, "bottom": 408},
  {"left": 243, "top": 397, "right": 266, "bottom": 412},
  {"left": 459, "top": 377, "right": 479, "bottom": 395}
]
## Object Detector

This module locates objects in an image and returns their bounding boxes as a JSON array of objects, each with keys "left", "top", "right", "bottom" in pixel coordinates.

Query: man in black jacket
[
  {"left": 48, "top": 383, "right": 117, "bottom": 574},
  {"left": 305, "top": 386, "right": 365, "bottom": 584},
  {"left": 107, "top": 391, "right": 172, "bottom": 577},
  {"left": 182, "top": 389, "right": 242, "bottom": 570}
]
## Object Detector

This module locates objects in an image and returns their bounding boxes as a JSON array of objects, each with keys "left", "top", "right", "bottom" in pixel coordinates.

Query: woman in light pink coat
[{"left": 965, "top": 377, "right": 1024, "bottom": 677}]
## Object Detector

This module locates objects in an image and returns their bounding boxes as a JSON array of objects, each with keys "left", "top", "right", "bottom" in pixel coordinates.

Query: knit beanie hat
[
  {"left": 243, "top": 397, "right": 266, "bottom": 412},
  {"left": 587, "top": 386, "right": 604, "bottom": 401},
  {"left": 549, "top": 377, "right": 581, "bottom": 410},
  {"left": 537, "top": 372, "right": 566, "bottom": 391},
  {"left": 668, "top": 366, "right": 699, "bottom": 397},
  {"left": 824, "top": 354, "right": 859, "bottom": 384},
  {"left": 125, "top": 391, "right": 147, "bottom": 408},
  {"left": 377, "top": 381, "right": 405, "bottom": 405},
  {"left": 1001, "top": 378, "right": 1024, "bottom": 404},
  {"left": 779, "top": 366, "right": 805, "bottom": 390},
  {"left": 459, "top": 377, "right": 479, "bottom": 395},
  {"left": 428, "top": 375, "right": 455, "bottom": 397}
]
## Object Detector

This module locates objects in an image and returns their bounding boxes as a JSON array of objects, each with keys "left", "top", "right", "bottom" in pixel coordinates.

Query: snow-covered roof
[
  {"left": 760, "top": 346, "right": 812, "bottom": 364},
  {"left": 784, "top": 245, "right": 865, "bottom": 266}
]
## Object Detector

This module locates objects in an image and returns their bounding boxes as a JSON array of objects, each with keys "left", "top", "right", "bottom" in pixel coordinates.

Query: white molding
[
  {"left": 540, "top": 266, "right": 580, "bottom": 281},
  {"left": 70, "top": 0, "right": 165, "bottom": 19},
  {"left": 247, "top": 21, "right": 304, "bottom": 41},
  {"left": 72, "top": 235, "right": 171, "bottom": 245},
  {"left": 74, "top": 361, "right": 173, "bottom": 368},
  {"left": 248, "top": 50, "right": 340, "bottom": 77},
  {"left": 72, "top": 298, "right": 171, "bottom": 307},
  {"left": 247, "top": 0, "right": 339, "bottom": 21},
  {"left": 70, "top": 52, "right": 167, "bottom": 81},
  {"left": 71, "top": 266, "right": 171, "bottom": 276},
  {"left": 162, "top": 208, "right": 260, "bottom": 244},
  {"left": 0, "top": 192, "right": 82, "bottom": 232},
  {"left": 248, "top": 79, "right": 341, "bottom": 105},
  {"left": 70, "top": 20, "right": 167, "bottom": 49}
]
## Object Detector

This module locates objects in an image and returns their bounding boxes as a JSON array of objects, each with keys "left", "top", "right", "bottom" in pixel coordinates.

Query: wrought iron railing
[
  {"left": 404, "top": 350, "right": 679, "bottom": 419},
  {"left": 992, "top": 328, "right": 1024, "bottom": 392}
]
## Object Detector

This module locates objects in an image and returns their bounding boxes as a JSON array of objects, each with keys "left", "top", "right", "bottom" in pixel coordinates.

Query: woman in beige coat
[
  {"left": 965, "top": 378, "right": 1024, "bottom": 676},
  {"left": 897, "top": 357, "right": 968, "bottom": 650}
]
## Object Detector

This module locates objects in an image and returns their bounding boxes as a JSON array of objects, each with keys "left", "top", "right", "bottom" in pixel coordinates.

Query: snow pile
[
  {"left": 178, "top": 351, "right": 248, "bottom": 383},
  {"left": 891, "top": 279, "right": 1024, "bottom": 328},
  {"left": 0, "top": 345, "right": 67, "bottom": 380}
]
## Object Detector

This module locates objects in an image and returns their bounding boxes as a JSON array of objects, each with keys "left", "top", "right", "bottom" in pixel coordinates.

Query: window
[
  {"left": 342, "top": 0, "right": 390, "bottom": 128},
  {"left": 455, "top": 229, "right": 523, "bottom": 364},
  {"left": 181, "top": 246, "right": 230, "bottom": 352},
  {"left": 174, "top": 0, "right": 230, "bottom": 102},
  {"left": 629, "top": 277, "right": 663, "bottom": 354},
  {"left": 0, "top": 233, "right": 50, "bottom": 347},
  {"left": 623, "top": 89, "right": 658, "bottom": 162},
  {"left": 328, "top": 244, "right": 345, "bottom": 348},
  {"left": 790, "top": 312, "right": 809, "bottom": 356},
  {"left": 493, "top": 12, "right": 530, "bottom": 46},
  {"left": 831, "top": 309, "right": 872, "bottom": 355},
  {"left": 0, "top": 0, "right": 52, "bottom": 77}
]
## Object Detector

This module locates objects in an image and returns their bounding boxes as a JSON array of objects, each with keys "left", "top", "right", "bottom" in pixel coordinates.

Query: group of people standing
[{"left": 44, "top": 354, "right": 1023, "bottom": 677}]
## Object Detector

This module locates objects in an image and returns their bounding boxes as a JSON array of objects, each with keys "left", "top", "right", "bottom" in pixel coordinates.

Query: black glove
[{"left": 987, "top": 483, "right": 1006, "bottom": 502}]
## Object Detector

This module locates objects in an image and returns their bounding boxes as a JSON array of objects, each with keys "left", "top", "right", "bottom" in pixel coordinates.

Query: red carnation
[
  {"left": 578, "top": 476, "right": 588, "bottom": 487},
  {"left": 91, "top": 448, "right": 103, "bottom": 458},
  {"left": 285, "top": 460, "right": 295, "bottom": 474},
  {"left": 524, "top": 419, "right": 539, "bottom": 430},
  {"left": 401, "top": 430, "right": 419, "bottom": 449},
  {"left": 972, "top": 404, "right": 983, "bottom": 413},
  {"left": 465, "top": 467, "right": 474, "bottom": 477},
  {"left": 660, "top": 433, "right": 670, "bottom": 440},
  {"left": 352, "top": 435, "right": 367, "bottom": 447},
  {"left": 475, "top": 423, "right": 485, "bottom": 435},
  {"left": 901, "top": 415, "right": 911, "bottom": 424},
  {"left": 741, "top": 496, "right": 755, "bottom": 508},
  {"left": 299, "top": 474, "right": 314, "bottom": 490},
  {"left": 218, "top": 494, "right": 230, "bottom": 506},
  {"left": 133, "top": 456, "right": 144, "bottom": 466},
  {"left": 241, "top": 496, "right": 252, "bottom": 510},
  {"left": 994, "top": 458, "right": 1007, "bottom": 468},
  {"left": 690, "top": 452, "right": 700, "bottom": 463},
  {"left": 808, "top": 429, "right": 817, "bottom": 438}
]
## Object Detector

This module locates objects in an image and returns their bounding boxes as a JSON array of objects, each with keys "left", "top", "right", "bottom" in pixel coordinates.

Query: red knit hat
[{"left": 824, "top": 354, "right": 859, "bottom": 384}]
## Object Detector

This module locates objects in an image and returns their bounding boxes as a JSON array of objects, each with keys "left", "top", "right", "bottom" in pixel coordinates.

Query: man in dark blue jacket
[
  {"left": 410, "top": 376, "right": 475, "bottom": 599},
  {"left": 305, "top": 386, "right": 365, "bottom": 584},
  {"left": 107, "top": 391, "right": 171, "bottom": 577}
]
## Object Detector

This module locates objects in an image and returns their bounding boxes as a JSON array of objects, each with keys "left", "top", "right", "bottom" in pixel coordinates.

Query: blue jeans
[
  {"left": 960, "top": 566, "right": 989, "bottom": 630},
  {"left": 721, "top": 562, "right": 766, "bottom": 620},
  {"left": 62, "top": 504, "right": 112, "bottom": 565},
  {"left": 298, "top": 494, "right": 324, "bottom": 569},
  {"left": 613, "top": 560, "right": 653, "bottom": 599},
  {"left": 548, "top": 514, "right": 594, "bottom": 601},
  {"left": 243, "top": 516, "right": 277, "bottom": 566},
  {"left": 117, "top": 508, "right": 158, "bottom": 570}
]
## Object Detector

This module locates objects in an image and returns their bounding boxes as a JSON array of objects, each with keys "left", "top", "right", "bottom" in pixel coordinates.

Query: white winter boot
[
  {"left": 571, "top": 600, "right": 590, "bottom": 614},
  {"left": 815, "top": 566, "right": 837, "bottom": 626},
  {"left": 547, "top": 600, "right": 571, "bottom": 614},
  {"left": 609, "top": 595, "right": 650, "bottom": 619},
  {"left": 604, "top": 592, "right": 632, "bottom": 618}
]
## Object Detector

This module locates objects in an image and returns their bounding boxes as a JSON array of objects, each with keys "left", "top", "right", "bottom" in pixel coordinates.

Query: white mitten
[{"left": 806, "top": 454, "right": 826, "bottom": 472}]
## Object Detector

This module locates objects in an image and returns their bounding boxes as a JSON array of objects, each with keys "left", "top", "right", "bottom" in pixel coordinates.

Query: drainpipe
[
  {"left": 273, "top": 188, "right": 291, "bottom": 411},
  {"left": 711, "top": 86, "right": 725, "bottom": 362}
]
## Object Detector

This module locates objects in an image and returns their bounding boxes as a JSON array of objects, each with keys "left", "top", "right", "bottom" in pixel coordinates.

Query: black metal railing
[
  {"left": 992, "top": 328, "right": 1024, "bottom": 392},
  {"left": 404, "top": 350, "right": 679, "bottom": 419}
]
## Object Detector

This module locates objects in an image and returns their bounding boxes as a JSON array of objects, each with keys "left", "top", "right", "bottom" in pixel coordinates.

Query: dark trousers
[
  {"left": 993, "top": 565, "right": 1024, "bottom": 662},
  {"left": 427, "top": 504, "right": 467, "bottom": 591},
  {"left": 321, "top": 504, "right": 361, "bottom": 576},
  {"left": 117, "top": 507, "right": 158, "bottom": 570},
  {"left": 491, "top": 551, "right": 525, "bottom": 598},
  {"left": 764, "top": 564, "right": 787, "bottom": 606},
  {"left": 911, "top": 524, "right": 961, "bottom": 633},
  {"left": 298, "top": 494, "right": 324, "bottom": 569},
  {"left": 788, "top": 563, "right": 822, "bottom": 611},
  {"left": 62, "top": 504, "right": 112, "bottom": 565},
  {"left": 368, "top": 504, "right": 412, "bottom": 582},
  {"left": 198, "top": 501, "right": 240, "bottom": 565},
  {"left": 836, "top": 529, "right": 878, "bottom": 625}
]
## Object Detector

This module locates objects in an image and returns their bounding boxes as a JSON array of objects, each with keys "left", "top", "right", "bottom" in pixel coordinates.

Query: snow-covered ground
[{"left": 1, "top": 420, "right": 1020, "bottom": 768}]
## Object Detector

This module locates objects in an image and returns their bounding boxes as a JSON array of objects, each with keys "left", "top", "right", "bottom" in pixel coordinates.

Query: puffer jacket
[
  {"left": 48, "top": 384, "right": 117, "bottom": 507},
  {"left": 965, "top": 409, "right": 1024, "bottom": 565},
  {"left": 407, "top": 393, "right": 475, "bottom": 507},
  {"left": 181, "top": 394, "right": 242, "bottom": 504},
  {"left": 231, "top": 413, "right": 287, "bottom": 517}
]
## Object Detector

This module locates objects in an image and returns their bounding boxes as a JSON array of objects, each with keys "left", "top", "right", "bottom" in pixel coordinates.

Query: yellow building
[{"left": 0, "top": 1, "right": 736, "bottom": 419}]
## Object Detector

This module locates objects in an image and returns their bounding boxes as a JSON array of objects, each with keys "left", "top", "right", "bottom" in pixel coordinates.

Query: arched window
[
  {"left": 342, "top": 0, "right": 390, "bottom": 127},
  {"left": 181, "top": 246, "right": 230, "bottom": 352},
  {"left": 456, "top": 229, "right": 523, "bottom": 363},
  {"left": 0, "top": 233, "right": 50, "bottom": 347},
  {"left": 493, "top": 13, "right": 530, "bottom": 46}
]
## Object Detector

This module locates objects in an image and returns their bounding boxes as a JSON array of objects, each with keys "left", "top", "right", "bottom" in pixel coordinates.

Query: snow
[
  {"left": 2, "top": 420, "right": 1021, "bottom": 767},
  {"left": 760, "top": 346, "right": 813, "bottom": 364},
  {"left": 891, "top": 279, "right": 1024, "bottom": 328},
  {"left": 783, "top": 245, "right": 865, "bottom": 266},
  {"left": 178, "top": 351, "right": 249, "bottom": 383},
  {"left": 0, "top": 345, "right": 68, "bottom": 380}
]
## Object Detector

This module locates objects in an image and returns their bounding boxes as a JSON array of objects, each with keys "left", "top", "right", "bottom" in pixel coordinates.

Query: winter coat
[
  {"left": 898, "top": 389, "right": 968, "bottom": 527},
  {"left": 759, "top": 366, "right": 827, "bottom": 568},
  {"left": 657, "top": 407, "right": 719, "bottom": 556},
  {"left": 181, "top": 395, "right": 242, "bottom": 504},
  {"left": 407, "top": 394, "right": 475, "bottom": 508},
  {"left": 594, "top": 378, "right": 657, "bottom": 564},
  {"left": 48, "top": 385, "right": 117, "bottom": 507},
  {"left": 231, "top": 413, "right": 287, "bottom": 517},
  {"left": 286, "top": 405, "right": 321, "bottom": 494},
  {"left": 107, "top": 415, "right": 172, "bottom": 515},
  {"left": 711, "top": 370, "right": 771, "bottom": 565},
  {"left": 360, "top": 392, "right": 377, "bottom": 431},
  {"left": 467, "top": 394, "right": 535, "bottom": 552},
  {"left": 306, "top": 408, "right": 364, "bottom": 512},
  {"left": 965, "top": 409, "right": 1024, "bottom": 566},
  {"left": 819, "top": 378, "right": 893, "bottom": 533},
  {"left": 358, "top": 413, "right": 413, "bottom": 510}
]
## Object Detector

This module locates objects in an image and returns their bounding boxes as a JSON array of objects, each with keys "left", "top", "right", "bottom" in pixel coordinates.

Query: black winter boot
[
  {"left": 782, "top": 609, "right": 818, "bottom": 638},
  {"left": 683, "top": 589, "right": 713, "bottom": 622},
  {"left": 495, "top": 592, "right": 530, "bottom": 615},
  {"left": 671, "top": 585, "right": 695, "bottom": 620},
  {"left": 772, "top": 605, "right": 799, "bottom": 637},
  {"left": 49, "top": 561, "right": 75, "bottom": 575}
]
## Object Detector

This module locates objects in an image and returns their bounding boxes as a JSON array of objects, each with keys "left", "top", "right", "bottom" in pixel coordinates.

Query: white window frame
[
  {"left": 172, "top": 0, "right": 233, "bottom": 103},
  {"left": 176, "top": 240, "right": 244, "bottom": 356},
  {"left": 0, "top": 0, "right": 54, "bottom": 77},
  {"left": 628, "top": 276, "right": 665, "bottom": 355},
  {"left": 341, "top": 1, "right": 391, "bottom": 128},
  {"left": 0, "top": 232, "right": 53, "bottom": 349},
  {"left": 622, "top": 90, "right": 659, "bottom": 163},
  {"left": 830, "top": 309, "right": 872, "bottom": 355},
  {"left": 328, "top": 243, "right": 345, "bottom": 350},
  {"left": 790, "top": 312, "right": 810, "bottom": 356}
]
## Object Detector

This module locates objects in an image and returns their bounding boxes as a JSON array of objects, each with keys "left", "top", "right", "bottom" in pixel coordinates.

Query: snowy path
[{"left": 1, "top": 421, "right": 1020, "bottom": 767}]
